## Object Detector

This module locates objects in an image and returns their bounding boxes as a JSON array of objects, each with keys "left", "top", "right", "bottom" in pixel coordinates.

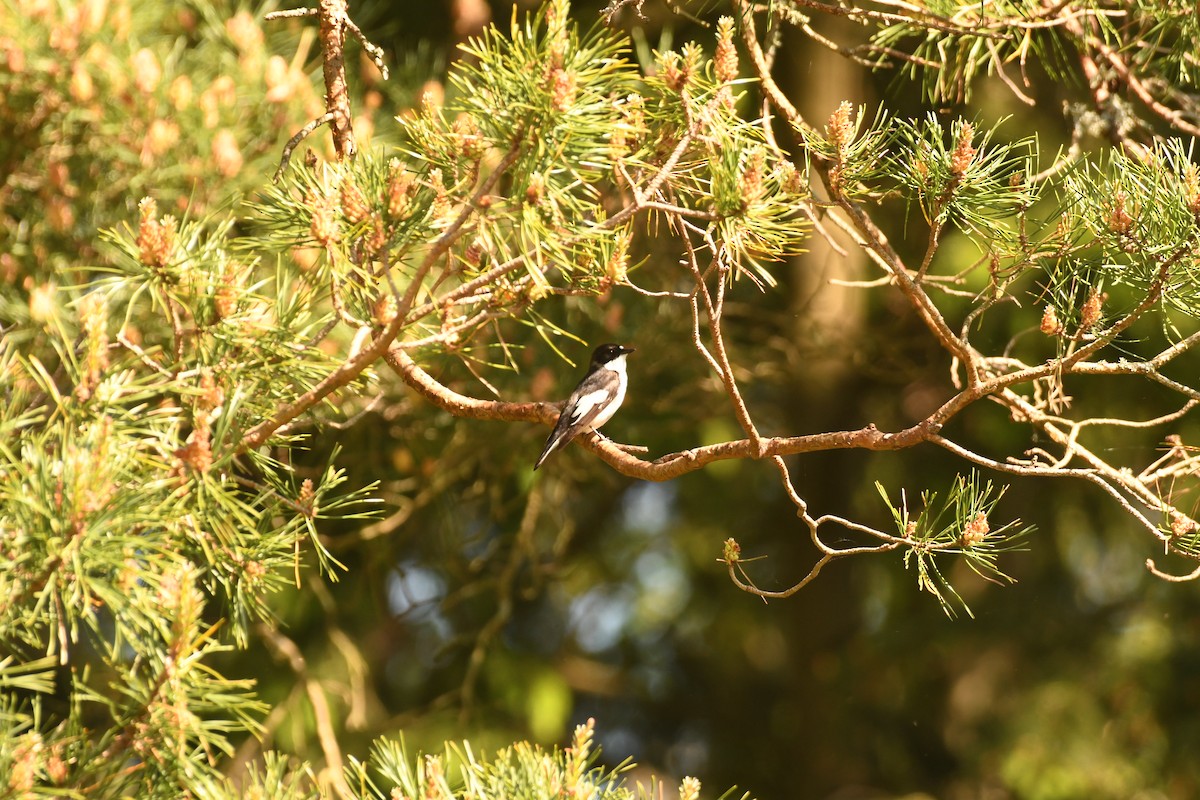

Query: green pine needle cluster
[
  {"left": 878, "top": 472, "right": 1033, "bottom": 618},
  {"left": 890, "top": 115, "right": 1038, "bottom": 238}
]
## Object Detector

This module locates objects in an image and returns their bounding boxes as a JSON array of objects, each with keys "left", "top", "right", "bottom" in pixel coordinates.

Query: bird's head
[{"left": 590, "top": 343, "right": 635, "bottom": 367}]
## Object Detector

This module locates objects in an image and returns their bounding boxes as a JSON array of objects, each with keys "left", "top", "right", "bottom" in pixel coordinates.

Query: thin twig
[
  {"left": 265, "top": 8, "right": 318, "bottom": 19},
  {"left": 274, "top": 112, "right": 335, "bottom": 182},
  {"left": 259, "top": 625, "right": 354, "bottom": 800}
]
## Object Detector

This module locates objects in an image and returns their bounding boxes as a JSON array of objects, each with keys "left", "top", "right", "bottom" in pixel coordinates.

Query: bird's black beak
[{"left": 622, "top": 345, "right": 636, "bottom": 354}]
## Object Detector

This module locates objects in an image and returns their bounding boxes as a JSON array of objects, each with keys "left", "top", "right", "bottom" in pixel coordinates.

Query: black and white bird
[{"left": 533, "top": 343, "right": 635, "bottom": 470}]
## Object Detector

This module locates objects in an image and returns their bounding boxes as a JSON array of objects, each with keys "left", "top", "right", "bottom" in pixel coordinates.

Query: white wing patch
[{"left": 570, "top": 389, "right": 611, "bottom": 424}]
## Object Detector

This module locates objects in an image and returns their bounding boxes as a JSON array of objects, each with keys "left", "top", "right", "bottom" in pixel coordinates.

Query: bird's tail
[{"left": 533, "top": 431, "right": 563, "bottom": 471}]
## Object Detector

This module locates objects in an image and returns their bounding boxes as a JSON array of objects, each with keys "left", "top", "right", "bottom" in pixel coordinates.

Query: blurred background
[{"left": 7, "top": 0, "right": 1200, "bottom": 797}]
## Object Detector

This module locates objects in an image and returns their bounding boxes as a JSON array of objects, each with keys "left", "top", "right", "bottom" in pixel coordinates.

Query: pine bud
[
  {"left": 1184, "top": 163, "right": 1200, "bottom": 216},
  {"left": 571, "top": 718, "right": 594, "bottom": 757},
  {"left": 419, "top": 80, "right": 444, "bottom": 113},
  {"left": 610, "top": 125, "right": 627, "bottom": 162},
  {"left": 1040, "top": 305, "right": 1062, "bottom": 336},
  {"left": 264, "top": 55, "right": 293, "bottom": 103},
  {"left": 424, "top": 755, "right": 443, "bottom": 795},
  {"left": 174, "top": 418, "right": 212, "bottom": 474},
  {"left": 137, "top": 197, "right": 177, "bottom": 270},
  {"left": 225, "top": 11, "right": 263, "bottom": 55},
  {"left": 200, "top": 75, "right": 237, "bottom": 128},
  {"left": 298, "top": 477, "right": 317, "bottom": 516},
  {"left": 1079, "top": 289, "right": 1105, "bottom": 331},
  {"left": 826, "top": 101, "right": 854, "bottom": 154},
  {"left": 29, "top": 282, "right": 56, "bottom": 323},
  {"left": 740, "top": 147, "right": 765, "bottom": 203},
  {"left": 340, "top": 176, "right": 370, "bottom": 225},
  {"left": 463, "top": 238, "right": 484, "bottom": 267},
  {"left": 960, "top": 512, "right": 990, "bottom": 547},
  {"left": 451, "top": 113, "right": 484, "bottom": 158},
  {"left": 610, "top": 94, "right": 645, "bottom": 162},
  {"left": 3, "top": 39, "right": 26, "bottom": 73},
  {"left": 367, "top": 212, "right": 388, "bottom": 254},
  {"left": 607, "top": 229, "right": 630, "bottom": 284},
  {"left": 545, "top": 0, "right": 567, "bottom": 67},
  {"left": 1171, "top": 511, "right": 1196, "bottom": 538},
  {"left": 714, "top": 17, "right": 739, "bottom": 84},
  {"left": 1106, "top": 191, "right": 1134, "bottom": 235},
  {"left": 623, "top": 93, "right": 645, "bottom": 131},
  {"left": 49, "top": 21, "right": 80, "bottom": 55},
  {"left": 197, "top": 368, "right": 224, "bottom": 416},
  {"left": 142, "top": 118, "right": 180, "bottom": 164},
  {"left": 722, "top": 537, "right": 741, "bottom": 562},
  {"left": 548, "top": 67, "right": 576, "bottom": 112},
  {"left": 75, "top": 293, "right": 109, "bottom": 402},
  {"left": 429, "top": 168, "right": 450, "bottom": 221},
  {"left": 168, "top": 75, "right": 193, "bottom": 110},
  {"left": 525, "top": 172, "right": 545, "bottom": 206},
  {"left": 307, "top": 188, "right": 341, "bottom": 247},
  {"left": 949, "top": 122, "right": 976, "bottom": 177},
  {"left": 777, "top": 159, "right": 803, "bottom": 195},
  {"left": 77, "top": 0, "right": 107, "bottom": 32},
  {"left": 45, "top": 742, "right": 68, "bottom": 784},
  {"left": 69, "top": 61, "right": 94, "bottom": 101},
  {"left": 157, "top": 562, "right": 201, "bottom": 620},
  {"left": 213, "top": 261, "right": 240, "bottom": 320},
  {"left": 9, "top": 732, "right": 42, "bottom": 792},
  {"left": 244, "top": 559, "right": 267, "bottom": 581},
  {"left": 661, "top": 50, "right": 687, "bottom": 92},
  {"left": 679, "top": 777, "right": 702, "bottom": 800},
  {"left": 386, "top": 161, "right": 415, "bottom": 220}
]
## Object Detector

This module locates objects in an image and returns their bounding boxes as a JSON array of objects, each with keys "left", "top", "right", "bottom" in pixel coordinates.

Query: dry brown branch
[
  {"left": 270, "top": 0, "right": 357, "bottom": 169},
  {"left": 793, "top": 0, "right": 1121, "bottom": 34},
  {"left": 724, "top": 551, "right": 834, "bottom": 599},
  {"left": 1146, "top": 560, "right": 1200, "bottom": 582},
  {"left": 317, "top": 0, "right": 355, "bottom": 161},
  {"left": 387, "top": 347, "right": 956, "bottom": 482},
  {"left": 733, "top": 0, "right": 808, "bottom": 134},
  {"left": 787, "top": 0, "right": 1006, "bottom": 38},
  {"left": 679, "top": 223, "right": 767, "bottom": 454},
  {"left": 267, "top": 0, "right": 388, "bottom": 180}
]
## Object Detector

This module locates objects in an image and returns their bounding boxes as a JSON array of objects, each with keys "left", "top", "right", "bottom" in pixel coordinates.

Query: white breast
[{"left": 587, "top": 355, "right": 627, "bottom": 429}]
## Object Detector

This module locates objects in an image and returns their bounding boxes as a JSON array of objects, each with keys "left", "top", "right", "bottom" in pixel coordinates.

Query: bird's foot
[{"left": 588, "top": 430, "right": 648, "bottom": 455}]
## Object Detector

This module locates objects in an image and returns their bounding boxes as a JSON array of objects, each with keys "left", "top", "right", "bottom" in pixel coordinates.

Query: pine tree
[{"left": 5, "top": 0, "right": 1200, "bottom": 796}]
